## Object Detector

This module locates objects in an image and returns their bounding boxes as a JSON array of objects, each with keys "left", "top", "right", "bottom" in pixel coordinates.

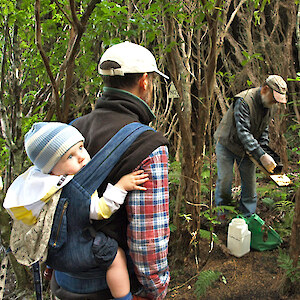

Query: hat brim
[{"left": 273, "top": 90, "right": 287, "bottom": 104}]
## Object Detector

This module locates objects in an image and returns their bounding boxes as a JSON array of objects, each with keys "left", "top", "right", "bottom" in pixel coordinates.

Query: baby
[{"left": 4, "top": 122, "right": 149, "bottom": 300}]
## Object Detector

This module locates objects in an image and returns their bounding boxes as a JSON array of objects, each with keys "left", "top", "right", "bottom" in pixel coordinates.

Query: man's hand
[{"left": 260, "top": 153, "right": 277, "bottom": 173}]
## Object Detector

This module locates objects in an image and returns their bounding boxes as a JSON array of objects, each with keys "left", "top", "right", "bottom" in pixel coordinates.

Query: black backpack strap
[{"left": 32, "top": 262, "right": 43, "bottom": 300}]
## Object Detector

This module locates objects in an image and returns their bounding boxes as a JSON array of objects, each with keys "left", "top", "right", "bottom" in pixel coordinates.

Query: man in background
[{"left": 214, "top": 75, "right": 287, "bottom": 217}]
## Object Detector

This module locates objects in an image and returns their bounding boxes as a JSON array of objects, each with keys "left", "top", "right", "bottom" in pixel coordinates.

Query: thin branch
[
  {"left": 34, "top": 0, "right": 61, "bottom": 119},
  {"left": 199, "top": 0, "right": 207, "bottom": 6},
  {"left": 80, "top": 0, "right": 102, "bottom": 26},
  {"left": 54, "top": 27, "right": 76, "bottom": 88},
  {"left": 61, "top": 0, "right": 101, "bottom": 121},
  {"left": 0, "top": 15, "right": 15, "bottom": 150},
  {"left": 0, "top": 15, "right": 9, "bottom": 105},
  {"left": 66, "top": 0, "right": 101, "bottom": 66},
  {"left": 186, "top": 201, "right": 209, "bottom": 208},
  {"left": 218, "top": 0, "right": 247, "bottom": 49},
  {"left": 130, "top": 0, "right": 146, "bottom": 21},
  {"left": 165, "top": 116, "right": 178, "bottom": 138},
  {"left": 297, "top": 2, "right": 300, "bottom": 63},
  {"left": 169, "top": 273, "right": 199, "bottom": 292},
  {"left": 53, "top": 0, "right": 73, "bottom": 25},
  {"left": 69, "top": 0, "right": 82, "bottom": 31},
  {"left": 269, "top": 1, "right": 280, "bottom": 39},
  {"left": 212, "top": 0, "right": 222, "bottom": 20}
]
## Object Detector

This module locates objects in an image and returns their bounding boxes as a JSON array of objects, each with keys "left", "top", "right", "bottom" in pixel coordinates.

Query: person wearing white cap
[
  {"left": 98, "top": 41, "right": 169, "bottom": 80},
  {"left": 3, "top": 122, "right": 150, "bottom": 300},
  {"left": 51, "top": 42, "right": 170, "bottom": 299},
  {"left": 214, "top": 75, "right": 287, "bottom": 218}
]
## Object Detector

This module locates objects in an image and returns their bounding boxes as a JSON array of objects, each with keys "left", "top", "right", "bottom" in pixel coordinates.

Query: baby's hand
[{"left": 115, "top": 170, "right": 149, "bottom": 192}]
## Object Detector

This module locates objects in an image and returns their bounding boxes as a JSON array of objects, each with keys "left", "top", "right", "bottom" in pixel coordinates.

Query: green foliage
[
  {"left": 201, "top": 205, "right": 238, "bottom": 228},
  {"left": 0, "top": 138, "right": 9, "bottom": 171},
  {"left": 247, "top": 80, "right": 253, "bottom": 86},
  {"left": 200, "top": 159, "right": 217, "bottom": 194},
  {"left": 287, "top": 72, "right": 300, "bottom": 82},
  {"left": 257, "top": 106, "right": 299, "bottom": 238},
  {"left": 199, "top": 229, "right": 219, "bottom": 243},
  {"left": 22, "top": 114, "right": 46, "bottom": 134},
  {"left": 278, "top": 249, "right": 300, "bottom": 283},
  {"left": 285, "top": 84, "right": 300, "bottom": 169},
  {"left": 257, "top": 181, "right": 295, "bottom": 238},
  {"left": 241, "top": 51, "right": 263, "bottom": 66},
  {"left": 168, "top": 160, "right": 181, "bottom": 220},
  {"left": 217, "top": 71, "right": 236, "bottom": 85},
  {"left": 273, "top": 200, "right": 295, "bottom": 238},
  {"left": 168, "top": 160, "right": 181, "bottom": 185},
  {"left": 169, "top": 154, "right": 238, "bottom": 234},
  {"left": 257, "top": 184, "right": 288, "bottom": 201},
  {"left": 261, "top": 197, "right": 275, "bottom": 207},
  {"left": 274, "top": 200, "right": 294, "bottom": 213},
  {"left": 169, "top": 223, "right": 177, "bottom": 233},
  {"left": 179, "top": 213, "right": 193, "bottom": 223},
  {"left": 194, "top": 270, "right": 222, "bottom": 298},
  {"left": 169, "top": 156, "right": 238, "bottom": 234},
  {"left": 287, "top": 124, "right": 300, "bottom": 167},
  {"left": 253, "top": 0, "right": 270, "bottom": 24}
]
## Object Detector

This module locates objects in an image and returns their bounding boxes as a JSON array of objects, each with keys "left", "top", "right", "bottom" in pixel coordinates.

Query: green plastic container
[{"left": 237, "top": 214, "right": 282, "bottom": 251}]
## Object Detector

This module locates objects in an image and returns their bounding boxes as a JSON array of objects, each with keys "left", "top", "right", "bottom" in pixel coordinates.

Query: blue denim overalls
[{"left": 46, "top": 123, "right": 154, "bottom": 284}]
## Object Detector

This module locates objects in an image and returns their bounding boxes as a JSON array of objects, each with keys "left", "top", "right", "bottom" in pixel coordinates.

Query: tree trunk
[
  {"left": 0, "top": 204, "right": 30, "bottom": 292},
  {"left": 163, "top": 12, "right": 199, "bottom": 232},
  {"left": 289, "top": 188, "right": 300, "bottom": 268},
  {"left": 279, "top": 187, "right": 300, "bottom": 295}
]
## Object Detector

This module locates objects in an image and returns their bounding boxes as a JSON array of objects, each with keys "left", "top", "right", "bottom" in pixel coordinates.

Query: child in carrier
[{"left": 4, "top": 122, "right": 149, "bottom": 300}]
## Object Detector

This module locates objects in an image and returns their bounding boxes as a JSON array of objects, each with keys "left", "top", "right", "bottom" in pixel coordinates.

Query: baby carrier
[
  {"left": 46, "top": 122, "right": 154, "bottom": 295},
  {"left": 3, "top": 122, "right": 154, "bottom": 299}
]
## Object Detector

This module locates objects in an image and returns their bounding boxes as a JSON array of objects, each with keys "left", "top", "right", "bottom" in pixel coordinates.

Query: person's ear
[{"left": 138, "top": 73, "right": 149, "bottom": 91}]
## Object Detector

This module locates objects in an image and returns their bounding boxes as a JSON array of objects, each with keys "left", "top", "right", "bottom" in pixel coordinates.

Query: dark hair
[{"left": 100, "top": 60, "right": 144, "bottom": 89}]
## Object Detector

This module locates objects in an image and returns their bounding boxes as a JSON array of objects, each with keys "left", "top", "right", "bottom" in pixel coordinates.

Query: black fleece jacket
[{"left": 73, "top": 87, "right": 168, "bottom": 249}]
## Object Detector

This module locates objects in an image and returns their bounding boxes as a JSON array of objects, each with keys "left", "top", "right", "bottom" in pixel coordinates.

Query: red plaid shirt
[{"left": 127, "top": 146, "right": 170, "bottom": 299}]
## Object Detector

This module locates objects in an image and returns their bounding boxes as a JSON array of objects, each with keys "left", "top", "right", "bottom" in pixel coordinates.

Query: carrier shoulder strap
[{"left": 71, "top": 122, "right": 154, "bottom": 194}]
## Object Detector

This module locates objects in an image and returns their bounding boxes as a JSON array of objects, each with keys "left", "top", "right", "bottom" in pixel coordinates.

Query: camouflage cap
[{"left": 265, "top": 75, "right": 287, "bottom": 104}]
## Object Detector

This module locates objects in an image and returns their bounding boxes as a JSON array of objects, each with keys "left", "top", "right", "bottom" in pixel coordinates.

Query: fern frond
[
  {"left": 278, "top": 249, "right": 300, "bottom": 283},
  {"left": 274, "top": 200, "right": 294, "bottom": 212},
  {"left": 194, "top": 270, "right": 221, "bottom": 299}
]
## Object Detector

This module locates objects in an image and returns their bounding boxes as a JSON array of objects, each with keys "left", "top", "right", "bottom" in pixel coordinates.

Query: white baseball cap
[{"left": 98, "top": 41, "right": 169, "bottom": 80}]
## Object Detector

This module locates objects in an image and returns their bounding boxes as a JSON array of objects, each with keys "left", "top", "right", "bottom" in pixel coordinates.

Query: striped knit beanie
[{"left": 25, "top": 122, "right": 85, "bottom": 174}]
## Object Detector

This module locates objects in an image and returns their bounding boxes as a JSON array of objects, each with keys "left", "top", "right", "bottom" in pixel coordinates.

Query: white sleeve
[{"left": 89, "top": 183, "right": 128, "bottom": 220}]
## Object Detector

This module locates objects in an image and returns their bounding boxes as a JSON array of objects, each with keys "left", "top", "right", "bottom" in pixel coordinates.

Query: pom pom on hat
[{"left": 25, "top": 122, "right": 84, "bottom": 174}]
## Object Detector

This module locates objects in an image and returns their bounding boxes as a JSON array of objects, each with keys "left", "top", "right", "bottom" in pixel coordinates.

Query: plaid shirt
[
  {"left": 234, "top": 98, "right": 269, "bottom": 161},
  {"left": 127, "top": 145, "right": 170, "bottom": 299}
]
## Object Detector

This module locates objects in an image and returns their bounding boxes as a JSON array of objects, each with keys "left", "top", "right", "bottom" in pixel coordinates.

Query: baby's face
[{"left": 51, "top": 141, "right": 91, "bottom": 176}]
